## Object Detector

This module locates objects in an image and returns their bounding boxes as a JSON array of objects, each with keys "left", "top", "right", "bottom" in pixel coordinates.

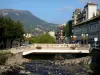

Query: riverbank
[
  {"left": 0, "top": 55, "right": 92, "bottom": 75},
  {"left": 1, "top": 60, "right": 91, "bottom": 75},
  {"left": 0, "top": 51, "right": 31, "bottom": 75}
]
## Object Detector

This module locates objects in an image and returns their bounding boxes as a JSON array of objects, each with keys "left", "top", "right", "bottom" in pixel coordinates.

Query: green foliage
[
  {"left": 63, "top": 23, "right": 70, "bottom": 37},
  {"left": 0, "top": 52, "right": 11, "bottom": 65},
  {"left": 0, "top": 16, "right": 25, "bottom": 48},
  {"left": 29, "top": 33, "right": 56, "bottom": 44},
  {"left": 63, "top": 20, "right": 72, "bottom": 37}
]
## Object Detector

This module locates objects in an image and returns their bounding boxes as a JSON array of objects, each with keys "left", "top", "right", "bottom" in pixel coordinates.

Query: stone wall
[
  {"left": 0, "top": 52, "right": 31, "bottom": 74},
  {"left": 54, "top": 56, "right": 91, "bottom": 65},
  {"left": 5, "top": 53, "right": 30, "bottom": 65}
]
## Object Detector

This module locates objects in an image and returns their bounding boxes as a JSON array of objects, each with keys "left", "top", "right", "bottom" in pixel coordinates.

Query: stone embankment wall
[
  {"left": 55, "top": 56, "right": 91, "bottom": 65},
  {"left": 6, "top": 52, "right": 91, "bottom": 66},
  {"left": 0, "top": 52, "right": 31, "bottom": 74},
  {"left": 5, "top": 53, "right": 30, "bottom": 65}
]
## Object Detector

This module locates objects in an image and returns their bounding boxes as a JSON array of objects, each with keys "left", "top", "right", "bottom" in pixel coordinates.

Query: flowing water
[{"left": 23, "top": 60, "right": 89, "bottom": 75}]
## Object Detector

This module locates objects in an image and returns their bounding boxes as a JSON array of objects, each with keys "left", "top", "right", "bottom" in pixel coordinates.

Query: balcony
[
  {"left": 82, "top": 10, "right": 86, "bottom": 14},
  {"left": 72, "top": 15, "right": 74, "bottom": 18}
]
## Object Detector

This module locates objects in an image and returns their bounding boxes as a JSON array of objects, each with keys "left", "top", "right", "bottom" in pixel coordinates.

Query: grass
[
  {"left": 80, "top": 63, "right": 93, "bottom": 74},
  {"left": 0, "top": 51, "right": 12, "bottom": 65}
]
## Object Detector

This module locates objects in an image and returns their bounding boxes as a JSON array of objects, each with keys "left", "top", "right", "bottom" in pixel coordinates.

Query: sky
[{"left": 0, "top": 0, "right": 99, "bottom": 24}]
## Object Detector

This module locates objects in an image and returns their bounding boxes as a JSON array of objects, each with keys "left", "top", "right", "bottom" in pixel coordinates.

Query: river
[
  {"left": 20, "top": 60, "right": 89, "bottom": 75},
  {"left": 1, "top": 54, "right": 90, "bottom": 75}
]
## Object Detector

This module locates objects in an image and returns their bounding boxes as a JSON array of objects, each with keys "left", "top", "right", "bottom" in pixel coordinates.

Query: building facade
[
  {"left": 73, "top": 16, "right": 100, "bottom": 43},
  {"left": 72, "top": 2, "right": 99, "bottom": 25},
  {"left": 48, "top": 30, "right": 56, "bottom": 38},
  {"left": 72, "top": 2, "right": 100, "bottom": 43},
  {"left": 56, "top": 25, "right": 64, "bottom": 43}
]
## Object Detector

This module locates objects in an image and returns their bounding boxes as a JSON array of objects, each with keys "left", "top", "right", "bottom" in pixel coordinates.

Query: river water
[
  {"left": 22, "top": 60, "right": 89, "bottom": 75},
  {"left": 2, "top": 54, "right": 90, "bottom": 75}
]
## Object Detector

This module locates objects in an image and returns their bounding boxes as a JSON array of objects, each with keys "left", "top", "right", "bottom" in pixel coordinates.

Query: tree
[
  {"left": 63, "top": 20, "right": 72, "bottom": 37},
  {"left": 5, "top": 17, "right": 17, "bottom": 48},
  {"left": 0, "top": 16, "right": 25, "bottom": 48},
  {"left": 29, "top": 33, "right": 56, "bottom": 44},
  {"left": 7, "top": 20, "right": 25, "bottom": 48},
  {"left": 0, "top": 16, "right": 8, "bottom": 48},
  {"left": 15, "top": 21, "right": 25, "bottom": 46}
]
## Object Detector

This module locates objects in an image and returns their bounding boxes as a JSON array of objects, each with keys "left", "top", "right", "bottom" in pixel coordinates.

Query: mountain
[{"left": 0, "top": 9, "right": 58, "bottom": 32}]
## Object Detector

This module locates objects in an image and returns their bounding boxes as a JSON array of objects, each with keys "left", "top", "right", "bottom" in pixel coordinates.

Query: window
[
  {"left": 89, "top": 23, "right": 97, "bottom": 32},
  {"left": 93, "top": 12, "right": 95, "bottom": 17}
]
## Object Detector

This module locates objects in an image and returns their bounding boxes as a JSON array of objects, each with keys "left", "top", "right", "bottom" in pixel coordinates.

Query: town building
[
  {"left": 48, "top": 30, "right": 56, "bottom": 38},
  {"left": 72, "top": 2, "right": 100, "bottom": 43},
  {"left": 56, "top": 25, "right": 64, "bottom": 43},
  {"left": 72, "top": 2, "right": 99, "bottom": 25}
]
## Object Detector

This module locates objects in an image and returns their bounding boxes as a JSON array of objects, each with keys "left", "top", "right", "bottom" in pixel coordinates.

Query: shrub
[
  {"left": 36, "top": 46, "right": 42, "bottom": 49},
  {"left": 70, "top": 46, "right": 76, "bottom": 50},
  {"left": 0, "top": 52, "right": 12, "bottom": 65}
]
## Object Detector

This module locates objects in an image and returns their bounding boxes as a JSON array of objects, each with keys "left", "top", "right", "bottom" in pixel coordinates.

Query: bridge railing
[
  {"left": 29, "top": 44, "right": 91, "bottom": 50},
  {"left": 7, "top": 44, "right": 91, "bottom": 53}
]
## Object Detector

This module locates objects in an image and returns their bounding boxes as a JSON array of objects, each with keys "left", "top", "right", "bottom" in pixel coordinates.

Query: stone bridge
[{"left": 8, "top": 44, "right": 91, "bottom": 56}]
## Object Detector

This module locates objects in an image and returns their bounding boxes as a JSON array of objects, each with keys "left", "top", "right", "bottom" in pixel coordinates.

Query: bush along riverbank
[
  {"left": 0, "top": 51, "right": 11, "bottom": 65},
  {"left": 0, "top": 51, "right": 31, "bottom": 75}
]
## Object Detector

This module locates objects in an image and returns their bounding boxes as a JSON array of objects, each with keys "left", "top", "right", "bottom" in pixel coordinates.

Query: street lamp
[
  {"left": 81, "top": 34, "right": 83, "bottom": 36},
  {"left": 86, "top": 34, "right": 88, "bottom": 36},
  {"left": 81, "top": 34, "right": 88, "bottom": 44},
  {"left": 71, "top": 35, "right": 77, "bottom": 44},
  {"left": 71, "top": 36, "right": 73, "bottom": 43},
  {"left": 86, "top": 34, "right": 88, "bottom": 44},
  {"left": 94, "top": 37, "right": 98, "bottom": 48},
  {"left": 81, "top": 34, "right": 85, "bottom": 44}
]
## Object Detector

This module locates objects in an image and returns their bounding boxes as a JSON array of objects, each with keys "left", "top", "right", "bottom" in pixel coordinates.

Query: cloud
[{"left": 56, "top": 6, "right": 75, "bottom": 12}]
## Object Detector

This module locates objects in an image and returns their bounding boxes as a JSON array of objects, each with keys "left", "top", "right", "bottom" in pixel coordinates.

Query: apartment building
[{"left": 72, "top": 2, "right": 100, "bottom": 43}]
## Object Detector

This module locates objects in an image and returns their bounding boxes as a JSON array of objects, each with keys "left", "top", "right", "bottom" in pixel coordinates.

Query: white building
[
  {"left": 48, "top": 30, "right": 56, "bottom": 38},
  {"left": 72, "top": 2, "right": 99, "bottom": 25},
  {"left": 85, "top": 2, "right": 97, "bottom": 19}
]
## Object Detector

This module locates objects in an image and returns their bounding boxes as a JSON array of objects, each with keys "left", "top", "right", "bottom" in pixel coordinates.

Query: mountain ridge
[{"left": 0, "top": 9, "right": 58, "bottom": 32}]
